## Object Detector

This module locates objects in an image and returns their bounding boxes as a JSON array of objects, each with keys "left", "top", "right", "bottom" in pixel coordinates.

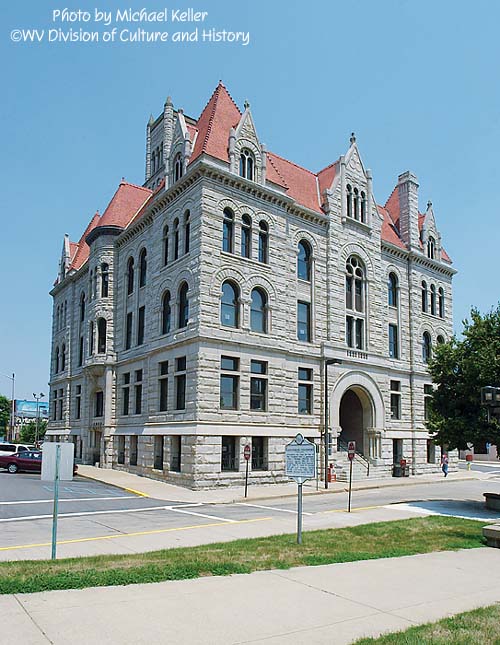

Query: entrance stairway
[{"left": 331, "top": 440, "right": 391, "bottom": 482}]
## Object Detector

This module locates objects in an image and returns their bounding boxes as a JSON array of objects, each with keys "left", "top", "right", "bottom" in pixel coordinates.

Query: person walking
[{"left": 441, "top": 453, "right": 449, "bottom": 477}]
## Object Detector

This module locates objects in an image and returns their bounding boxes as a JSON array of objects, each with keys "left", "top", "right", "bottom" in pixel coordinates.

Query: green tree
[
  {"left": 19, "top": 420, "right": 47, "bottom": 444},
  {"left": 428, "top": 305, "right": 500, "bottom": 450},
  {"left": 0, "top": 395, "right": 11, "bottom": 436}
]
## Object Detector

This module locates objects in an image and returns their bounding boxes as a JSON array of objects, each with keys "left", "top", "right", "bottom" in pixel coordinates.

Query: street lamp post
[
  {"left": 33, "top": 392, "right": 45, "bottom": 447},
  {"left": 324, "top": 358, "right": 342, "bottom": 489},
  {"left": 481, "top": 386, "right": 500, "bottom": 422},
  {"left": 1, "top": 373, "right": 15, "bottom": 441}
]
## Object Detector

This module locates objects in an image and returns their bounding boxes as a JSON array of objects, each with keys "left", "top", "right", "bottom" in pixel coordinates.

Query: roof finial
[
  {"left": 121, "top": 176, "right": 125, "bottom": 183},
  {"left": 350, "top": 132, "right": 356, "bottom": 145},
  {"left": 148, "top": 114, "right": 154, "bottom": 126},
  {"left": 427, "top": 200, "right": 432, "bottom": 210},
  {"left": 244, "top": 100, "right": 250, "bottom": 110}
]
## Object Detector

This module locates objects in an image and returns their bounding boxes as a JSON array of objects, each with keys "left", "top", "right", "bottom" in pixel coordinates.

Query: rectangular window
[
  {"left": 129, "top": 435, "right": 138, "bottom": 466},
  {"left": 297, "top": 301, "right": 311, "bottom": 342},
  {"left": 298, "top": 368, "right": 313, "bottom": 415},
  {"left": 52, "top": 390, "right": 57, "bottom": 421},
  {"left": 250, "top": 360, "right": 268, "bottom": 411},
  {"left": 159, "top": 361, "right": 168, "bottom": 412},
  {"left": 390, "top": 380, "right": 401, "bottom": 420},
  {"left": 171, "top": 435, "right": 181, "bottom": 472},
  {"left": 78, "top": 335, "right": 84, "bottom": 366},
  {"left": 75, "top": 385, "right": 81, "bottom": 420},
  {"left": 94, "top": 391, "right": 104, "bottom": 418},
  {"left": 117, "top": 436, "right": 125, "bottom": 464},
  {"left": 134, "top": 369, "right": 142, "bottom": 415},
  {"left": 125, "top": 312, "right": 133, "bottom": 350},
  {"left": 424, "top": 384, "right": 433, "bottom": 422},
  {"left": 252, "top": 436, "right": 267, "bottom": 470},
  {"left": 221, "top": 356, "right": 239, "bottom": 371},
  {"left": 175, "top": 357, "right": 186, "bottom": 410},
  {"left": 221, "top": 436, "right": 238, "bottom": 471},
  {"left": 355, "top": 319, "right": 364, "bottom": 349},
  {"left": 89, "top": 321, "right": 94, "bottom": 355},
  {"left": 220, "top": 356, "right": 239, "bottom": 411},
  {"left": 427, "top": 439, "right": 436, "bottom": 464},
  {"left": 389, "top": 324, "right": 399, "bottom": 359},
  {"left": 137, "top": 306, "right": 145, "bottom": 346},
  {"left": 122, "top": 372, "right": 130, "bottom": 416},
  {"left": 154, "top": 435, "right": 164, "bottom": 470},
  {"left": 58, "top": 389, "right": 64, "bottom": 420},
  {"left": 346, "top": 316, "right": 353, "bottom": 347}
]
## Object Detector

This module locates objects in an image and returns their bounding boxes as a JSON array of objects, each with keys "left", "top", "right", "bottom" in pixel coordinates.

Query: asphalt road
[{"left": 1, "top": 472, "right": 500, "bottom": 562}]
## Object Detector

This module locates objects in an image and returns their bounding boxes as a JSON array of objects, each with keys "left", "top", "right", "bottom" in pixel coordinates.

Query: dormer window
[
  {"left": 427, "top": 236, "right": 436, "bottom": 259},
  {"left": 239, "top": 148, "right": 255, "bottom": 181},
  {"left": 174, "top": 153, "right": 183, "bottom": 182}
]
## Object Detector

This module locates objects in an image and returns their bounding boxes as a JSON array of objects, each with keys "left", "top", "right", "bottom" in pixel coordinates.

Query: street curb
[{"left": 78, "top": 473, "right": 150, "bottom": 498}]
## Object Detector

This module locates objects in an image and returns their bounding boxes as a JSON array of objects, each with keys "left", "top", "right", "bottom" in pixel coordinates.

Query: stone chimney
[{"left": 397, "top": 171, "right": 420, "bottom": 251}]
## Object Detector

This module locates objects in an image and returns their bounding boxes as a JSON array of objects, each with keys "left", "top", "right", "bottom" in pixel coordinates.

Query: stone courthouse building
[{"left": 46, "top": 82, "right": 455, "bottom": 487}]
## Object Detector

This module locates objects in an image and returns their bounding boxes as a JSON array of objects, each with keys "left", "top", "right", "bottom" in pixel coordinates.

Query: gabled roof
[
  {"left": 68, "top": 212, "right": 100, "bottom": 271},
  {"left": 98, "top": 181, "right": 152, "bottom": 228},
  {"left": 266, "top": 152, "right": 321, "bottom": 214},
  {"left": 377, "top": 205, "right": 406, "bottom": 250},
  {"left": 317, "top": 161, "right": 339, "bottom": 197}
]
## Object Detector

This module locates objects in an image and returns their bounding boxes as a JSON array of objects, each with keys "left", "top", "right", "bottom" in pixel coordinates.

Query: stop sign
[
  {"left": 244, "top": 444, "right": 251, "bottom": 461},
  {"left": 347, "top": 441, "right": 356, "bottom": 461}
]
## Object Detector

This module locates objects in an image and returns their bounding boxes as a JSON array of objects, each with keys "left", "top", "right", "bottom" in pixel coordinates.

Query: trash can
[
  {"left": 393, "top": 465, "right": 403, "bottom": 477},
  {"left": 400, "top": 459, "right": 410, "bottom": 477}
]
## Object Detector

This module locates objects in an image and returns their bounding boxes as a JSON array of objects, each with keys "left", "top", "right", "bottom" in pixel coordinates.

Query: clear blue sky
[{"left": 1, "top": 0, "right": 498, "bottom": 400}]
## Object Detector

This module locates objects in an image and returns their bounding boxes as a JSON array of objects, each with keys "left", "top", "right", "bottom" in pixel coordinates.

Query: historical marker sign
[{"left": 285, "top": 434, "right": 316, "bottom": 484}]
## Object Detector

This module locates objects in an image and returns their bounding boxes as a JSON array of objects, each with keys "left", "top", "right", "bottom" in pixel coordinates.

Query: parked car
[
  {"left": 0, "top": 443, "right": 34, "bottom": 457},
  {"left": 0, "top": 451, "right": 78, "bottom": 474}
]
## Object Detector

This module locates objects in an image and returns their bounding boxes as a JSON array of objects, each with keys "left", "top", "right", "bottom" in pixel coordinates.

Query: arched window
[
  {"left": 94, "top": 270, "right": 98, "bottom": 299},
  {"left": 61, "top": 344, "right": 66, "bottom": 371},
  {"left": 421, "top": 281, "right": 428, "bottom": 312},
  {"left": 139, "top": 249, "right": 147, "bottom": 288},
  {"left": 63, "top": 301, "right": 67, "bottom": 326},
  {"left": 422, "top": 332, "right": 432, "bottom": 363},
  {"left": 89, "top": 320, "right": 94, "bottom": 355},
  {"left": 346, "top": 184, "right": 352, "bottom": 218},
  {"left": 173, "top": 218, "right": 179, "bottom": 260},
  {"left": 297, "top": 240, "right": 312, "bottom": 281},
  {"left": 174, "top": 153, "right": 183, "bottom": 182},
  {"left": 89, "top": 270, "right": 93, "bottom": 300},
  {"left": 345, "top": 256, "right": 366, "bottom": 349},
  {"left": 101, "top": 263, "right": 109, "bottom": 298},
  {"left": 220, "top": 281, "right": 240, "bottom": 328},
  {"left": 438, "top": 288, "right": 445, "bottom": 318},
  {"left": 163, "top": 225, "right": 169, "bottom": 266},
  {"left": 427, "top": 236, "right": 436, "bottom": 259},
  {"left": 388, "top": 272, "right": 398, "bottom": 307},
  {"left": 258, "top": 220, "right": 269, "bottom": 264},
  {"left": 55, "top": 346, "right": 60, "bottom": 373},
  {"left": 79, "top": 293, "right": 86, "bottom": 322},
  {"left": 161, "top": 291, "right": 171, "bottom": 335},
  {"left": 222, "top": 208, "right": 234, "bottom": 253},
  {"left": 360, "top": 191, "right": 366, "bottom": 223},
  {"left": 430, "top": 284, "right": 436, "bottom": 315},
  {"left": 97, "top": 318, "right": 107, "bottom": 354},
  {"left": 127, "top": 258, "right": 134, "bottom": 295},
  {"left": 353, "top": 188, "right": 360, "bottom": 220},
  {"left": 241, "top": 214, "right": 252, "bottom": 258},
  {"left": 184, "top": 210, "right": 190, "bottom": 254},
  {"left": 250, "top": 288, "right": 267, "bottom": 333},
  {"left": 178, "top": 282, "right": 189, "bottom": 328},
  {"left": 437, "top": 335, "right": 445, "bottom": 345},
  {"left": 239, "top": 148, "right": 255, "bottom": 180}
]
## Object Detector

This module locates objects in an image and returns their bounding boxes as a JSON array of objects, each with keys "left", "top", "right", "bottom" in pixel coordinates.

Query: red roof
[
  {"left": 378, "top": 205, "right": 406, "bottom": 250},
  {"left": 317, "top": 161, "right": 338, "bottom": 197},
  {"left": 266, "top": 152, "right": 321, "bottom": 213},
  {"left": 68, "top": 212, "right": 100, "bottom": 271},
  {"left": 98, "top": 181, "right": 151, "bottom": 228}
]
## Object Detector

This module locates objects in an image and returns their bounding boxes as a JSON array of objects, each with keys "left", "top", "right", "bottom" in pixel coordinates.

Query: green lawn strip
[
  {"left": 354, "top": 603, "right": 500, "bottom": 644},
  {"left": 0, "top": 516, "right": 486, "bottom": 595}
]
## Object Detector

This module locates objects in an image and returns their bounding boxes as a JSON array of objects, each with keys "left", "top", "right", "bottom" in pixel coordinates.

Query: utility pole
[{"left": 33, "top": 392, "right": 45, "bottom": 446}]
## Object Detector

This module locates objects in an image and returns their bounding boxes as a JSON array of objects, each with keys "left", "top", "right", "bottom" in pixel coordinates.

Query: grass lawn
[
  {"left": 354, "top": 603, "right": 500, "bottom": 644},
  {"left": 0, "top": 515, "right": 486, "bottom": 595}
]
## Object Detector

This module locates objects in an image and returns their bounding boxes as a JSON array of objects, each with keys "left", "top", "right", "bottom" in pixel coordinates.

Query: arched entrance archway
[{"left": 338, "top": 387, "right": 373, "bottom": 456}]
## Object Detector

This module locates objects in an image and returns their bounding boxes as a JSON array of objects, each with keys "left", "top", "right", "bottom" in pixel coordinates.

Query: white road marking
[
  {"left": 0, "top": 496, "right": 137, "bottom": 506},
  {"left": 165, "top": 507, "right": 237, "bottom": 523},
  {"left": 385, "top": 502, "right": 500, "bottom": 522},
  {"left": 0, "top": 505, "right": 173, "bottom": 523},
  {"left": 235, "top": 502, "right": 313, "bottom": 515}
]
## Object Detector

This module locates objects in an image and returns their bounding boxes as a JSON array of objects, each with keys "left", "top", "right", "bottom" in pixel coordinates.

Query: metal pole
[
  {"left": 10, "top": 374, "right": 15, "bottom": 441},
  {"left": 244, "top": 458, "right": 249, "bottom": 498},
  {"left": 348, "top": 459, "right": 353, "bottom": 513},
  {"left": 324, "top": 363, "right": 329, "bottom": 489},
  {"left": 51, "top": 444, "right": 61, "bottom": 560},
  {"left": 297, "top": 482, "right": 303, "bottom": 544},
  {"left": 35, "top": 398, "right": 40, "bottom": 446}
]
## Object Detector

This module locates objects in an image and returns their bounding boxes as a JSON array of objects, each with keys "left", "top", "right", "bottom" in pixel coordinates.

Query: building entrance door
[{"left": 339, "top": 389, "right": 365, "bottom": 455}]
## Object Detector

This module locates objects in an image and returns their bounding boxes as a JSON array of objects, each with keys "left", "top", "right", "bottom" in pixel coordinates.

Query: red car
[{"left": 0, "top": 450, "right": 78, "bottom": 474}]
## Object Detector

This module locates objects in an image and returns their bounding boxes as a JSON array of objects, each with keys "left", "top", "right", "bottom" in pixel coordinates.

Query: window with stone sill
[
  {"left": 297, "top": 240, "right": 312, "bottom": 282},
  {"left": 239, "top": 148, "right": 255, "bottom": 181}
]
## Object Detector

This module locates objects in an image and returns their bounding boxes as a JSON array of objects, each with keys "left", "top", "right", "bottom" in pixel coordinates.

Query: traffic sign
[
  {"left": 243, "top": 444, "right": 251, "bottom": 461},
  {"left": 347, "top": 441, "right": 356, "bottom": 462},
  {"left": 285, "top": 434, "right": 316, "bottom": 484}
]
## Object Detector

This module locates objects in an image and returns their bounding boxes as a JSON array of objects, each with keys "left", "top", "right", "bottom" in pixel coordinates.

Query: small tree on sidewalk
[{"left": 19, "top": 420, "right": 47, "bottom": 444}]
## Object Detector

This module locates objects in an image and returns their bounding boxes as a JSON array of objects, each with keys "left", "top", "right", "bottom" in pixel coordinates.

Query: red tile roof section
[
  {"left": 378, "top": 205, "right": 406, "bottom": 250},
  {"left": 384, "top": 186, "right": 400, "bottom": 229},
  {"left": 266, "top": 152, "right": 321, "bottom": 213},
  {"left": 317, "top": 161, "right": 338, "bottom": 196},
  {"left": 98, "top": 181, "right": 152, "bottom": 228},
  {"left": 68, "top": 212, "right": 100, "bottom": 271},
  {"left": 190, "top": 81, "right": 241, "bottom": 163}
]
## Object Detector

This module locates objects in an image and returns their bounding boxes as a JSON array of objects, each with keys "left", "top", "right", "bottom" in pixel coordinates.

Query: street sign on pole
[
  {"left": 42, "top": 442, "right": 74, "bottom": 559},
  {"left": 243, "top": 444, "right": 251, "bottom": 498},
  {"left": 347, "top": 441, "right": 355, "bottom": 512},
  {"left": 285, "top": 434, "right": 316, "bottom": 544}
]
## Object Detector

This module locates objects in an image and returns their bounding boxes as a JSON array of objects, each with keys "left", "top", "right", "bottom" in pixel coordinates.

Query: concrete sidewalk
[
  {"left": 78, "top": 464, "right": 482, "bottom": 503},
  {"left": 4, "top": 547, "right": 500, "bottom": 644}
]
